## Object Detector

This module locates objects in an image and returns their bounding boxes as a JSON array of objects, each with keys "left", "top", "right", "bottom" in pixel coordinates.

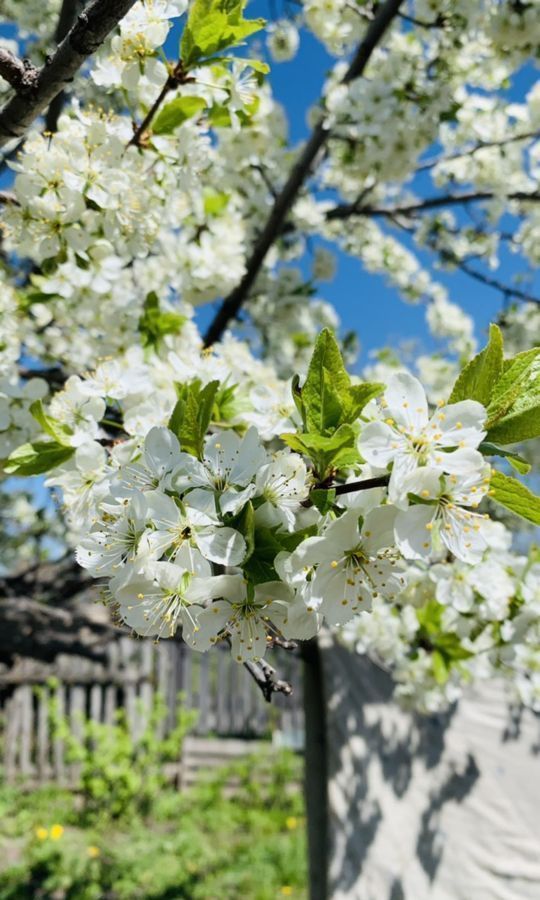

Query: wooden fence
[{"left": 0, "top": 638, "right": 304, "bottom": 784}]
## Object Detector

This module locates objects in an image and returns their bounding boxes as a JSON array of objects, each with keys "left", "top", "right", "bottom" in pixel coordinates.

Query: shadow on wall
[{"left": 319, "top": 639, "right": 540, "bottom": 900}]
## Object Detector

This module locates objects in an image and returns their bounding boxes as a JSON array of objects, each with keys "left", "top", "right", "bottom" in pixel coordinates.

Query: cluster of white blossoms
[
  {"left": 0, "top": 0, "right": 539, "bottom": 718},
  {"left": 18, "top": 318, "right": 514, "bottom": 683},
  {"left": 92, "top": 0, "right": 188, "bottom": 93},
  {"left": 345, "top": 525, "right": 540, "bottom": 714}
]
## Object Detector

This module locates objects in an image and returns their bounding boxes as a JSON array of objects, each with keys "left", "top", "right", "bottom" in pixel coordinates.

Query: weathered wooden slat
[
  {"left": 37, "top": 686, "right": 50, "bottom": 781},
  {"left": 4, "top": 690, "right": 21, "bottom": 782},
  {"left": 53, "top": 683, "right": 66, "bottom": 784}
]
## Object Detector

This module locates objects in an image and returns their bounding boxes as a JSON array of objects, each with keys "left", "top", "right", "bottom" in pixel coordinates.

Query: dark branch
[
  {"left": 0, "top": 0, "right": 138, "bottom": 147},
  {"left": 441, "top": 252, "right": 540, "bottom": 306},
  {"left": 0, "top": 49, "right": 39, "bottom": 93},
  {"left": 416, "top": 129, "right": 540, "bottom": 172},
  {"left": 243, "top": 656, "right": 294, "bottom": 703},
  {"left": 202, "top": 0, "right": 405, "bottom": 347},
  {"left": 327, "top": 190, "right": 540, "bottom": 220},
  {"left": 127, "top": 61, "right": 196, "bottom": 148},
  {"left": 44, "top": 0, "right": 85, "bottom": 134},
  {"left": 333, "top": 475, "right": 390, "bottom": 496}
]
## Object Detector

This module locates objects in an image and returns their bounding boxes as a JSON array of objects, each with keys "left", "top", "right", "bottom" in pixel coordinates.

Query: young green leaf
[
  {"left": 486, "top": 347, "right": 540, "bottom": 424},
  {"left": 449, "top": 323, "right": 503, "bottom": 405},
  {"left": 281, "top": 424, "right": 359, "bottom": 479},
  {"left": 29, "top": 400, "right": 73, "bottom": 447},
  {"left": 485, "top": 352, "right": 540, "bottom": 445},
  {"left": 299, "top": 328, "right": 383, "bottom": 436},
  {"left": 310, "top": 488, "right": 336, "bottom": 515},
  {"left": 4, "top": 440, "right": 75, "bottom": 476},
  {"left": 152, "top": 96, "right": 207, "bottom": 135},
  {"left": 489, "top": 469, "right": 540, "bottom": 525},
  {"left": 138, "top": 292, "right": 186, "bottom": 350},
  {"left": 169, "top": 379, "right": 220, "bottom": 459},
  {"left": 180, "top": 0, "right": 265, "bottom": 68},
  {"left": 479, "top": 442, "right": 531, "bottom": 475}
]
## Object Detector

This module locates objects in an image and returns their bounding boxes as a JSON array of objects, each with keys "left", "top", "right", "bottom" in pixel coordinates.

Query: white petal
[
  {"left": 434, "top": 400, "right": 486, "bottom": 448},
  {"left": 360, "top": 421, "right": 403, "bottom": 468},
  {"left": 385, "top": 372, "right": 428, "bottom": 431},
  {"left": 394, "top": 505, "right": 436, "bottom": 560},
  {"left": 196, "top": 526, "right": 246, "bottom": 566}
]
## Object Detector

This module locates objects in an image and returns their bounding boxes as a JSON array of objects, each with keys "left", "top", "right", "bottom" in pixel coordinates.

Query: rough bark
[{"left": 0, "top": 0, "right": 137, "bottom": 146}]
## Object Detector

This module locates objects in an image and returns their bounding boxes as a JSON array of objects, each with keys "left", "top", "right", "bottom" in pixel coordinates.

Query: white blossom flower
[
  {"left": 360, "top": 372, "right": 487, "bottom": 503},
  {"left": 394, "top": 467, "right": 492, "bottom": 564}
]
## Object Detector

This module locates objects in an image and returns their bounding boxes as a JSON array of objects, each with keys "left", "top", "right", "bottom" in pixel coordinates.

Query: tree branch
[
  {"left": 416, "top": 129, "right": 540, "bottom": 172},
  {"left": 44, "top": 0, "right": 85, "bottom": 134},
  {"left": 202, "top": 0, "right": 405, "bottom": 347},
  {"left": 440, "top": 252, "right": 540, "bottom": 306},
  {"left": 326, "top": 190, "right": 540, "bottom": 220},
  {"left": 243, "top": 656, "right": 294, "bottom": 703},
  {"left": 333, "top": 475, "right": 390, "bottom": 496},
  {"left": 0, "top": 49, "right": 39, "bottom": 93},
  {"left": 0, "top": 0, "right": 138, "bottom": 147}
]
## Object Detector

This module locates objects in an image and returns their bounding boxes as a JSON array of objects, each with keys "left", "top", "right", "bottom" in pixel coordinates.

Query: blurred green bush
[{"left": 0, "top": 692, "right": 306, "bottom": 899}]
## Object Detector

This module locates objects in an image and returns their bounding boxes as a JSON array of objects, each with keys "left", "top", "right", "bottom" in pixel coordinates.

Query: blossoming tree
[{"left": 1, "top": 0, "right": 540, "bottom": 895}]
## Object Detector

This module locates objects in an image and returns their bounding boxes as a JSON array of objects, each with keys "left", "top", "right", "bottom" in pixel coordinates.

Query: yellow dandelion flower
[{"left": 50, "top": 824, "right": 64, "bottom": 841}]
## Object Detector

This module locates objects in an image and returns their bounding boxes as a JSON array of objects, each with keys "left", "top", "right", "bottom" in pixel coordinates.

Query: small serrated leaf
[
  {"left": 449, "top": 323, "right": 503, "bottom": 406},
  {"left": 490, "top": 469, "right": 540, "bottom": 525}
]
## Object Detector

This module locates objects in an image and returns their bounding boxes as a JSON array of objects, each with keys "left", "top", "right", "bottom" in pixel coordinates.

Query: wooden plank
[
  {"left": 19, "top": 685, "right": 34, "bottom": 777},
  {"left": 37, "top": 686, "right": 50, "bottom": 782},
  {"left": 216, "top": 650, "right": 227, "bottom": 735},
  {"left": 90, "top": 684, "right": 102, "bottom": 724},
  {"left": 198, "top": 654, "right": 210, "bottom": 734},
  {"left": 53, "top": 683, "right": 66, "bottom": 784},
  {"left": 4, "top": 690, "right": 21, "bottom": 782},
  {"left": 69, "top": 685, "right": 86, "bottom": 782}
]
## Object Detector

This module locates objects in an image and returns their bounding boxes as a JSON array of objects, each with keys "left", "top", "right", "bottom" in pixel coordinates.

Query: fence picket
[{"left": 0, "top": 638, "right": 303, "bottom": 784}]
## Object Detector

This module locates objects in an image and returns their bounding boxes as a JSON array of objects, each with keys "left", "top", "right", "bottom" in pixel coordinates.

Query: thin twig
[
  {"left": 0, "top": 0, "right": 138, "bottom": 147},
  {"left": 127, "top": 62, "right": 194, "bottom": 147},
  {"left": 243, "top": 656, "right": 294, "bottom": 703},
  {"left": 333, "top": 475, "right": 390, "bottom": 496},
  {"left": 202, "top": 0, "right": 405, "bottom": 347},
  {"left": 416, "top": 129, "right": 540, "bottom": 172},
  {"left": 326, "top": 190, "right": 540, "bottom": 220}
]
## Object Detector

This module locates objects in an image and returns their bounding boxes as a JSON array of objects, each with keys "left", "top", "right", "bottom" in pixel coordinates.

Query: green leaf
[
  {"left": 281, "top": 424, "right": 359, "bottom": 479},
  {"left": 302, "top": 329, "right": 351, "bottom": 434},
  {"left": 152, "top": 96, "right": 207, "bottom": 135},
  {"left": 449, "top": 323, "right": 503, "bottom": 405},
  {"left": 432, "top": 650, "right": 448, "bottom": 685},
  {"left": 300, "top": 329, "right": 383, "bottom": 436},
  {"left": 203, "top": 190, "right": 230, "bottom": 216},
  {"left": 169, "top": 379, "right": 220, "bottom": 459},
  {"left": 479, "top": 442, "right": 531, "bottom": 475},
  {"left": 138, "top": 292, "right": 186, "bottom": 350},
  {"left": 243, "top": 524, "right": 316, "bottom": 584},
  {"left": 4, "top": 440, "right": 75, "bottom": 476},
  {"left": 29, "top": 400, "right": 73, "bottom": 447},
  {"left": 180, "top": 0, "right": 265, "bottom": 68},
  {"left": 490, "top": 469, "right": 540, "bottom": 525},
  {"left": 486, "top": 347, "right": 540, "bottom": 424},
  {"left": 310, "top": 488, "right": 336, "bottom": 515},
  {"left": 485, "top": 351, "right": 540, "bottom": 445}
]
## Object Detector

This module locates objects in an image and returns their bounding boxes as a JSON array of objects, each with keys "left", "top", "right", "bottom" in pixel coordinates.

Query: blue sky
[
  {"left": 194, "top": 2, "right": 539, "bottom": 369},
  {"left": 2, "top": 7, "right": 538, "bottom": 370}
]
